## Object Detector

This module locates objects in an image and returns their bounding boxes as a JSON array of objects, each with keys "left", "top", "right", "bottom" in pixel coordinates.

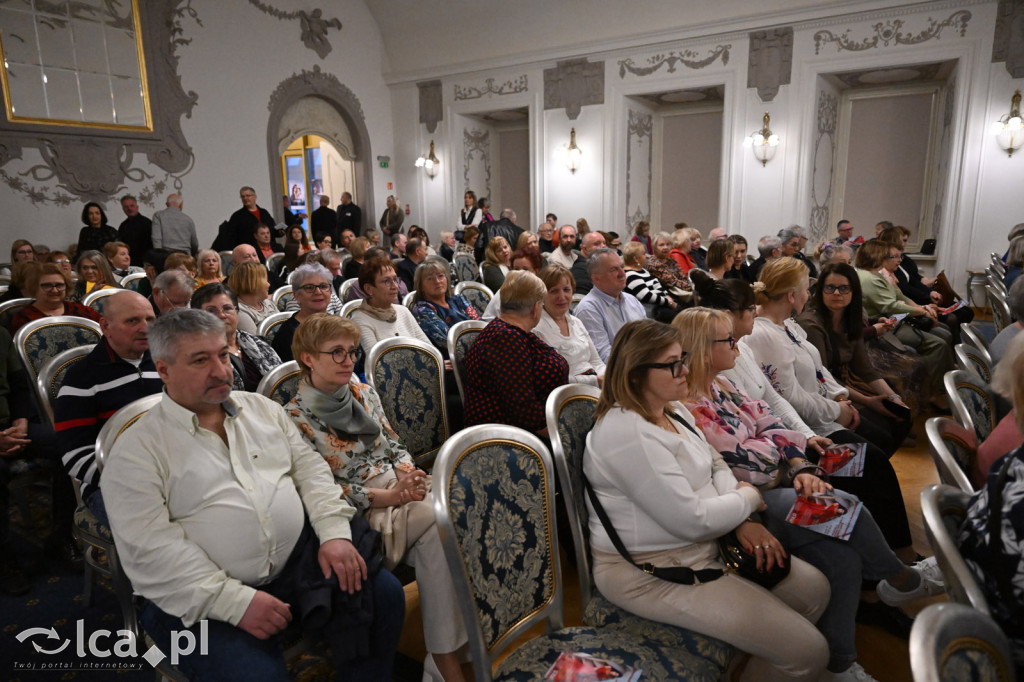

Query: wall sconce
[
  {"left": 992, "top": 90, "right": 1023, "bottom": 158},
  {"left": 566, "top": 128, "right": 583, "bottom": 173},
  {"left": 415, "top": 140, "right": 440, "bottom": 178},
  {"left": 743, "top": 112, "right": 780, "bottom": 166}
]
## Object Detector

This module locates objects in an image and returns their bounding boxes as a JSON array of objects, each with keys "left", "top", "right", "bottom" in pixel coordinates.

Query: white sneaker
[
  {"left": 831, "top": 662, "right": 879, "bottom": 681},
  {"left": 877, "top": 556, "right": 946, "bottom": 606}
]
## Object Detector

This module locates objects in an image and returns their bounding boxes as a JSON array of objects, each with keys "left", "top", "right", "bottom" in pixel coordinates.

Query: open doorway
[
  {"left": 279, "top": 134, "right": 355, "bottom": 236},
  {"left": 459, "top": 107, "right": 531, "bottom": 226}
]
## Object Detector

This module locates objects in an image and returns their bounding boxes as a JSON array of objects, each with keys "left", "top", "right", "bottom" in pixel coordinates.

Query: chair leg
[
  {"left": 107, "top": 546, "right": 140, "bottom": 639},
  {"left": 82, "top": 547, "right": 95, "bottom": 606}
]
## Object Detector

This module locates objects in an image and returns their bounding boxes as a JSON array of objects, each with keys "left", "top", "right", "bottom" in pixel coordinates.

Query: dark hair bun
[{"left": 688, "top": 269, "right": 716, "bottom": 299}]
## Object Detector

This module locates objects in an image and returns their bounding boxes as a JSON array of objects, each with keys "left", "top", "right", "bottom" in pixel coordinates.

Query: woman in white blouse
[
  {"left": 532, "top": 264, "right": 604, "bottom": 386},
  {"left": 459, "top": 190, "right": 482, "bottom": 231},
  {"left": 586, "top": 319, "right": 830, "bottom": 682}
]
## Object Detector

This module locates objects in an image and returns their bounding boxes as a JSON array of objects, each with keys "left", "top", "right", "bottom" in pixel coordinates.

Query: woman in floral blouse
[
  {"left": 287, "top": 314, "right": 467, "bottom": 682},
  {"left": 410, "top": 259, "right": 479, "bottom": 358},
  {"left": 645, "top": 231, "right": 690, "bottom": 295},
  {"left": 676, "top": 307, "right": 943, "bottom": 678}
]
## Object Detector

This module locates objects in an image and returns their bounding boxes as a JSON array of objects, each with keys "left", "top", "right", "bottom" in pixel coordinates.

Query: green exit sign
[{"left": 380, "top": 161, "right": 388, "bottom": 168}]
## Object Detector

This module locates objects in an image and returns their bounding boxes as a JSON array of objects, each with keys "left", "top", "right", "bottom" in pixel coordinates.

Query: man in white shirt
[
  {"left": 101, "top": 309, "right": 404, "bottom": 680},
  {"left": 574, "top": 249, "right": 646, "bottom": 361},
  {"left": 548, "top": 225, "right": 578, "bottom": 269}
]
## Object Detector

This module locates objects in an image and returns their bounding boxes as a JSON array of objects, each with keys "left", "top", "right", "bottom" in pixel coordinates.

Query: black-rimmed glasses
[
  {"left": 713, "top": 336, "right": 737, "bottom": 349},
  {"left": 40, "top": 282, "right": 67, "bottom": 291},
  {"left": 316, "top": 346, "right": 364, "bottom": 365},
  {"left": 637, "top": 356, "right": 688, "bottom": 378},
  {"left": 298, "top": 283, "right": 332, "bottom": 294},
  {"left": 823, "top": 284, "right": 851, "bottom": 295}
]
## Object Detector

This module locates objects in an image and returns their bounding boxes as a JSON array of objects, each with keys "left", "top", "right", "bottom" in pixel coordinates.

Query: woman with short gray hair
[{"left": 270, "top": 263, "right": 333, "bottom": 362}]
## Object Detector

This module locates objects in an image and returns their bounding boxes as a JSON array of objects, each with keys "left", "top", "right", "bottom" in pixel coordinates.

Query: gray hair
[
  {"left": 778, "top": 226, "right": 805, "bottom": 244},
  {"left": 651, "top": 231, "right": 673, "bottom": 248},
  {"left": 500, "top": 208, "right": 516, "bottom": 222},
  {"left": 1007, "top": 236, "right": 1024, "bottom": 268},
  {"left": 318, "top": 248, "right": 340, "bottom": 267},
  {"left": 586, "top": 248, "right": 620, "bottom": 276},
  {"left": 289, "top": 263, "right": 332, "bottom": 288},
  {"left": 1007, "top": 275, "right": 1024, "bottom": 321},
  {"left": 818, "top": 244, "right": 852, "bottom": 268},
  {"left": 148, "top": 308, "right": 225, "bottom": 363},
  {"left": 992, "top": 331, "right": 1024, "bottom": 399},
  {"left": 758, "top": 235, "right": 782, "bottom": 258},
  {"left": 153, "top": 268, "right": 196, "bottom": 294},
  {"left": 1008, "top": 223, "right": 1024, "bottom": 241}
]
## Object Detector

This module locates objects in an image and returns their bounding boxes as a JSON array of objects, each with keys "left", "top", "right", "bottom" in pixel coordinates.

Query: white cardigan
[
  {"left": 532, "top": 310, "right": 605, "bottom": 387},
  {"left": 722, "top": 343, "right": 817, "bottom": 439},
  {"left": 584, "top": 405, "right": 761, "bottom": 554},
  {"left": 350, "top": 305, "right": 431, "bottom": 355},
  {"left": 741, "top": 317, "right": 848, "bottom": 435}
]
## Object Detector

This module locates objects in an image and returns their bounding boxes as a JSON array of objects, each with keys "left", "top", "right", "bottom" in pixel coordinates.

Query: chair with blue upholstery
[
  {"left": 455, "top": 281, "right": 493, "bottom": 315},
  {"left": 219, "top": 250, "right": 234, "bottom": 276},
  {"left": 256, "top": 360, "right": 302, "bottom": 406},
  {"left": 35, "top": 344, "right": 94, "bottom": 428},
  {"left": 14, "top": 315, "right": 102, "bottom": 386},
  {"left": 987, "top": 285, "right": 1011, "bottom": 333},
  {"left": 453, "top": 254, "right": 478, "bottom": 284},
  {"left": 954, "top": 343, "right": 994, "bottom": 385},
  {"left": 366, "top": 336, "right": 449, "bottom": 469},
  {"left": 273, "top": 284, "right": 295, "bottom": 312},
  {"left": 910, "top": 602, "right": 1015, "bottom": 682},
  {"left": 924, "top": 417, "right": 977, "bottom": 494},
  {"left": 82, "top": 287, "right": 121, "bottom": 315},
  {"left": 544, "top": 384, "right": 736, "bottom": 675},
  {"left": 921, "top": 484, "right": 990, "bottom": 613},
  {"left": 257, "top": 311, "right": 293, "bottom": 343},
  {"left": 944, "top": 369, "right": 999, "bottom": 443},
  {"left": 446, "top": 319, "right": 487, "bottom": 403},
  {"left": 433, "top": 424, "right": 723, "bottom": 681},
  {"left": 119, "top": 272, "right": 148, "bottom": 291},
  {"left": 0, "top": 297, "right": 32, "bottom": 330}
]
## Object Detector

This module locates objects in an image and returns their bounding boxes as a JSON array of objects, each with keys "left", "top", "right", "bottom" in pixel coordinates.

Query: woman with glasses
[
  {"left": 71, "top": 250, "right": 120, "bottom": 302},
  {"left": 286, "top": 314, "right": 468, "bottom": 682},
  {"left": 676, "top": 307, "right": 942, "bottom": 679},
  {"left": 586, "top": 318, "right": 830, "bottom": 682},
  {"left": 271, "top": 263, "right": 334, "bottom": 362},
  {"left": 9, "top": 262, "right": 100, "bottom": 333},
  {"left": 191, "top": 282, "right": 280, "bottom": 392},
  {"left": 410, "top": 260, "right": 479, "bottom": 358},
  {"left": 2, "top": 239, "right": 36, "bottom": 276},
  {"left": 349, "top": 258, "right": 430, "bottom": 357}
]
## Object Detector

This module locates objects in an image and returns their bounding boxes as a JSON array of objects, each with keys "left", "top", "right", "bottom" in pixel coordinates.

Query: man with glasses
[
  {"left": 150, "top": 269, "right": 196, "bottom": 317},
  {"left": 271, "top": 264, "right": 333, "bottom": 362},
  {"left": 216, "top": 186, "right": 281, "bottom": 255},
  {"left": 574, "top": 249, "right": 646, "bottom": 362},
  {"left": 537, "top": 223, "right": 555, "bottom": 254}
]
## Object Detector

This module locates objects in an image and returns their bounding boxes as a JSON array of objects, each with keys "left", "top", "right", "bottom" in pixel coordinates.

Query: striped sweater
[{"left": 53, "top": 338, "right": 163, "bottom": 502}]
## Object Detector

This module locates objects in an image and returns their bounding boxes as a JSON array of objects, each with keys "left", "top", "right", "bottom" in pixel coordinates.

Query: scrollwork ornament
[
  {"left": 454, "top": 76, "right": 528, "bottom": 101},
  {"left": 813, "top": 10, "right": 971, "bottom": 54},
  {"left": 817, "top": 91, "right": 838, "bottom": 135},
  {"left": 463, "top": 129, "right": 491, "bottom": 199},
  {"left": 246, "top": 1, "right": 342, "bottom": 59},
  {"left": 618, "top": 45, "right": 731, "bottom": 78}
]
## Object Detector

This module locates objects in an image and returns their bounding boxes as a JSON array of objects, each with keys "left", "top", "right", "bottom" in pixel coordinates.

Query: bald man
[
  {"left": 54, "top": 291, "right": 163, "bottom": 527},
  {"left": 152, "top": 193, "right": 198, "bottom": 256},
  {"left": 232, "top": 243, "right": 285, "bottom": 291},
  {"left": 570, "top": 232, "right": 607, "bottom": 294}
]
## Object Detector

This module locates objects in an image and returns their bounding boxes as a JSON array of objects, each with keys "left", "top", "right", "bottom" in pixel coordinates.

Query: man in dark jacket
[
  {"left": 116, "top": 195, "right": 153, "bottom": 267},
  {"left": 311, "top": 195, "right": 339, "bottom": 244},
  {"left": 336, "top": 192, "right": 362, "bottom": 237},
  {"left": 474, "top": 208, "right": 524, "bottom": 264},
  {"left": 216, "top": 186, "right": 280, "bottom": 257}
]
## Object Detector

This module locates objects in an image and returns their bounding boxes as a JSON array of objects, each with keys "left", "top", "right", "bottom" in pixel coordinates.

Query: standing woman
[
  {"left": 533, "top": 264, "right": 605, "bottom": 386},
  {"left": 227, "top": 261, "right": 277, "bottom": 335},
  {"left": 705, "top": 239, "right": 734, "bottom": 280},
  {"left": 72, "top": 250, "right": 120, "bottom": 301},
  {"left": 77, "top": 203, "right": 119, "bottom": 255},
  {"left": 586, "top": 318, "right": 830, "bottom": 682},
  {"left": 379, "top": 195, "right": 404, "bottom": 248},
  {"left": 481, "top": 236, "right": 512, "bottom": 291},
  {"left": 194, "top": 249, "right": 225, "bottom": 288},
  {"left": 459, "top": 190, "right": 482, "bottom": 232},
  {"left": 631, "top": 220, "right": 653, "bottom": 254}
]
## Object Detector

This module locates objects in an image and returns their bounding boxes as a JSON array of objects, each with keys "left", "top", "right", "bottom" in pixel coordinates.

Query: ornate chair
[
  {"left": 910, "top": 603, "right": 1015, "bottom": 682},
  {"left": 340, "top": 299, "right": 362, "bottom": 318},
  {"left": 570, "top": 293, "right": 585, "bottom": 315},
  {"left": 218, "top": 250, "right": 234, "bottom": 276},
  {"left": 987, "top": 285, "right": 1011, "bottom": 333},
  {"left": 272, "top": 284, "right": 295, "bottom": 312},
  {"left": 256, "top": 360, "right": 302, "bottom": 406},
  {"left": 265, "top": 252, "right": 284, "bottom": 276},
  {"left": 954, "top": 343, "right": 994, "bottom": 384},
  {"left": 453, "top": 254, "right": 479, "bottom": 284},
  {"left": 446, "top": 320, "right": 487, "bottom": 403},
  {"left": 82, "top": 287, "right": 121, "bottom": 314},
  {"left": 944, "top": 370, "right": 999, "bottom": 443},
  {"left": 338, "top": 277, "right": 358, "bottom": 301},
  {"left": 257, "top": 311, "right": 293, "bottom": 343},
  {"left": 544, "top": 385, "right": 735, "bottom": 674},
  {"left": 402, "top": 290, "right": 416, "bottom": 308},
  {"left": 35, "top": 345, "right": 94, "bottom": 428},
  {"left": 14, "top": 315, "right": 102, "bottom": 386},
  {"left": 455, "top": 281, "right": 493, "bottom": 315},
  {"left": 960, "top": 323, "right": 993, "bottom": 366},
  {"left": 366, "top": 336, "right": 449, "bottom": 469},
  {"left": 921, "top": 484, "right": 990, "bottom": 613},
  {"left": 0, "top": 297, "right": 33, "bottom": 330},
  {"left": 433, "top": 424, "right": 721, "bottom": 681},
  {"left": 925, "top": 417, "right": 976, "bottom": 494},
  {"left": 119, "top": 272, "right": 148, "bottom": 291}
]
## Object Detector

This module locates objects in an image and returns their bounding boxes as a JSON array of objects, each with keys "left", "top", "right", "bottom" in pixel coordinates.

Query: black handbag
[{"left": 717, "top": 530, "right": 790, "bottom": 589}]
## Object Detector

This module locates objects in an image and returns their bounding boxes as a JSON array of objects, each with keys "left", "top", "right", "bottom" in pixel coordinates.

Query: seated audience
[
  {"left": 150, "top": 268, "right": 196, "bottom": 317},
  {"left": 195, "top": 249, "right": 226, "bottom": 287},
  {"left": 10, "top": 262, "right": 101, "bottom": 333},
  {"left": 72, "top": 249, "right": 120, "bottom": 302},
  {"left": 287, "top": 314, "right": 467, "bottom": 681},
  {"left": 725, "top": 235, "right": 754, "bottom": 283},
  {"left": 623, "top": 241, "right": 677, "bottom": 322},
  {"left": 396, "top": 238, "right": 427, "bottom": 292},
  {"left": 537, "top": 223, "right": 555, "bottom": 254},
  {"left": 585, "top": 318, "right": 830, "bottom": 682},
  {"left": 408, "top": 226, "right": 436, "bottom": 257},
  {"left": 46, "top": 250, "right": 73, "bottom": 276},
  {"left": 2, "top": 239, "right": 36, "bottom": 277},
  {"left": 77, "top": 202, "right": 119, "bottom": 255},
  {"left": 438, "top": 231, "right": 457, "bottom": 262},
  {"left": 705, "top": 238, "right": 734, "bottom": 280},
  {"left": 548, "top": 225, "right": 578, "bottom": 270},
  {"left": 103, "top": 241, "right": 144, "bottom": 279},
  {"left": 967, "top": 334, "right": 1024, "bottom": 485},
  {"left": 463, "top": 271, "right": 568, "bottom": 436},
  {"left": 102, "top": 308, "right": 404, "bottom": 681},
  {"left": 631, "top": 220, "right": 652, "bottom": 254},
  {"left": 342, "top": 251, "right": 411, "bottom": 303},
  {"left": 749, "top": 234, "right": 782, "bottom": 282},
  {"left": 481, "top": 236, "right": 512, "bottom": 291},
  {"left": 570, "top": 232, "right": 607, "bottom": 295},
  {"left": 645, "top": 231, "right": 690, "bottom": 295},
  {"left": 992, "top": 277, "right": 1024, "bottom": 363},
  {"left": 669, "top": 229, "right": 696, "bottom": 274},
  {"left": 389, "top": 233, "right": 407, "bottom": 261},
  {"left": 533, "top": 264, "right": 605, "bottom": 387},
  {"left": 455, "top": 226, "right": 478, "bottom": 261},
  {"left": 164, "top": 251, "right": 197, "bottom": 278},
  {"left": 687, "top": 228, "right": 708, "bottom": 270},
  {"left": 481, "top": 245, "right": 544, "bottom": 320},
  {"left": 779, "top": 225, "right": 817, "bottom": 278},
  {"left": 575, "top": 249, "right": 646, "bottom": 362},
  {"left": 227, "top": 261, "right": 277, "bottom": 335},
  {"left": 409, "top": 260, "right": 479, "bottom": 357},
  {"left": 817, "top": 243, "right": 853, "bottom": 271},
  {"left": 349, "top": 258, "right": 430, "bottom": 357},
  {"left": 191, "top": 283, "right": 280, "bottom": 392},
  {"left": 271, "top": 263, "right": 332, "bottom": 362},
  {"left": 233, "top": 243, "right": 284, "bottom": 291},
  {"left": 1005, "top": 235, "right": 1024, "bottom": 291},
  {"left": 254, "top": 223, "right": 283, "bottom": 263},
  {"left": 287, "top": 224, "right": 313, "bottom": 256},
  {"left": 1, "top": 260, "right": 33, "bottom": 302},
  {"left": 344, "top": 237, "right": 371, "bottom": 281},
  {"left": 516, "top": 231, "right": 539, "bottom": 251}
]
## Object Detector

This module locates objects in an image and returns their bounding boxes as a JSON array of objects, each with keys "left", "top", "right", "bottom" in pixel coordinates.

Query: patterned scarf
[{"left": 299, "top": 380, "right": 380, "bottom": 450}]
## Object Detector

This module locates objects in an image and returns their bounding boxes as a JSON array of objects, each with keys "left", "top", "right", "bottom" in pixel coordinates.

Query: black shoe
[
  {"left": 0, "top": 555, "right": 31, "bottom": 595},
  {"left": 856, "top": 600, "right": 914, "bottom": 639},
  {"left": 45, "top": 538, "right": 84, "bottom": 571}
]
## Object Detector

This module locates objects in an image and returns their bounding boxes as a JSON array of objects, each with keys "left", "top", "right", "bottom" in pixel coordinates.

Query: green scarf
[{"left": 299, "top": 379, "right": 380, "bottom": 450}]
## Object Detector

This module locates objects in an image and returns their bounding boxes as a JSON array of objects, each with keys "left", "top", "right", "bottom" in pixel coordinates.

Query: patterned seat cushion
[
  {"left": 460, "top": 288, "right": 490, "bottom": 314},
  {"left": 23, "top": 324, "right": 101, "bottom": 376},
  {"left": 74, "top": 503, "right": 113, "bottom": 544},
  {"left": 269, "top": 373, "right": 302, "bottom": 406},
  {"left": 939, "top": 638, "right": 1007, "bottom": 681},
  {"left": 373, "top": 346, "right": 445, "bottom": 463},
  {"left": 494, "top": 626, "right": 722, "bottom": 682},
  {"left": 956, "top": 383, "right": 995, "bottom": 441}
]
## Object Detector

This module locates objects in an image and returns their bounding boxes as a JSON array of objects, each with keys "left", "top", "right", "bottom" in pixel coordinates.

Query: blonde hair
[
  {"left": 499, "top": 270, "right": 546, "bottom": 314},
  {"left": 538, "top": 263, "right": 575, "bottom": 294},
  {"left": 349, "top": 237, "right": 370, "bottom": 261},
  {"left": 622, "top": 241, "right": 647, "bottom": 267},
  {"left": 292, "top": 314, "right": 361, "bottom": 380},
  {"left": 485, "top": 236, "right": 510, "bottom": 266},
  {"left": 672, "top": 307, "right": 732, "bottom": 399},
  {"left": 197, "top": 249, "right": 224, "bottom": 279},
  {"left": 595, "top": 319, "right": 682, "bottom": 424},
  {"left": 755, "top": 256, "right": 808, "bottom": 304},
  {"left": 226, "top": 261, "right": 268, "bottom": 298},
  {"left": 670, "top": 229, "right": 692, "bottom": 249}
]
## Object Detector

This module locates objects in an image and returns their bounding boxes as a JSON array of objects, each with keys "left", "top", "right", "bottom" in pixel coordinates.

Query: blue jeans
[
  {"left": 141, "top": 568, "right": 405, "bottom": 682},
  {"left": 763, "top": 486, "right": 904, "bottom": 672}
]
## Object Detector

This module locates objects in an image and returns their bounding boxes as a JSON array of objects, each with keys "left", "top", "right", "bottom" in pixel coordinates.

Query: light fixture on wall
[
  {"left": 992, "top": 90, "right": 1023, "bottom": 158},
  {"left": 415, "top": 140, "right": 440, "bottom": 178},
  {"left": 743, "top": 112, "right": 780, "bottom": 166},
  {"left": 566, "top": 128, "right": 583, "bottom": 173}
]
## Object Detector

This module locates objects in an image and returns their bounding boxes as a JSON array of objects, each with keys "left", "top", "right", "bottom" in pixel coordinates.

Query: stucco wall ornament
[
  {"left": 625, "top": 109, "right": 653, "bottom": 231},
  {"left": 463, "top": 129, "right": 491, "bottom": 199},
  {"left": 544, "top": 59, "right": 603, "bottom": 120},
  {"left": 618, "top": 45, "right": 730, "bottom": 78},
  {"left": 418, "top": 80, "right": 443, "bottom": 134},
  {"left": 992, "top": 0, "right": 1024, "bottom": 78},
  {"left": 246, "top": 1, "right": 342, "bottom": 59},
  {"left": 0, "top": 0, "right": 198, "bottom": 205},
  {"left": 809, "top": 90, "right": 838, "bottom": 242},
  {"left": 454, "top": 75, "right": 529, "bottom": 102},
  {"left": 748, "top": 28, "right": 793, "bottom": 102},
  {"left": 813, "top": 10, "right": 971, "bottom": 54}
]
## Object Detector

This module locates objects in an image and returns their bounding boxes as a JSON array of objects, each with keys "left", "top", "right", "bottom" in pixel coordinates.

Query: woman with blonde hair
[
  {"left": 227, "top": 261, "right": 277, "bottom": 334},
  {"left": 410, "top": 259, "right": 479, "bottom": 357},
  {"left": 343, "top": 237, "right": 370, "bottom": 281},
  {"left": 516, "top": 231, "right": 539, "bottom": 251},
  {"left": 705, "top": 239, "right": 734, "bottom": 280},
  {"left": 623, "top": 241, "right": 677, "bottom": 321},
  {"left": 194, "top": 249, "right": 225, "bottom": 287},
  {"left": 481, "top": 235, "right": 512, "bottom": 291},
  {"left": 533, "top": 264, "right": 605, "bottom": 386},
  {"left": 72, "top": 249, "right": 120, "bottom": 301}
]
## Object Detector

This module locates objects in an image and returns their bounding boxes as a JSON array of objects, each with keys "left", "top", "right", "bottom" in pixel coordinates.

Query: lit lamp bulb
[
  {"left": 993, "top": 90, "right": 1024, "bottom": 157},
  {"left": 415, "top": 140, "right": 440, "bottom": 178},
  {"left": 566, "top": 128, "right": 583, "bottom": 173},
  {"left": 744, "top": 112, "right": 780, "bottom": 166}
]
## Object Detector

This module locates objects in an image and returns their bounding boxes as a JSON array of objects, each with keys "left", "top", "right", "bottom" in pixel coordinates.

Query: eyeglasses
[
  {"left": 52, "top": 259, "right": 70, "bottom": 264},
  {"left": 202, "top": 305, "right": 237, "bottom": 316},
  {"left": 637, "top": 356, "right": 688, "bottom": 378},
  {"left": 885, "top": 254, "right": 901, "bottom": 260},
  {"left": 16, "top": 248, "right": 34, "bottom": 255},
  {"left": 316, "top": 346, "right": 364, "bottom": 365},
  {"left": 297, "top": 283, "right": 332, "bottom": 294},
  {"left": 374, "top": 277, "right": 400, "bottom": 288},
  {"left": 713, "top": 336, "right": 737, "bottom": 349},
  {"left": 40, "top": 282, "right": 67, "bottom": 291},
  {"left": 823, "top": 284, "right": 852, "bottom": 295}
]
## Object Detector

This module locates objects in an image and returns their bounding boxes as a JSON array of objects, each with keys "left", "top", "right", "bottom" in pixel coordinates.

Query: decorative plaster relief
[
  {"left": 813, "top": 10, "right": 971, "bottom": 54},
  {"left": 544, "top": 59, "right": 603, "bottom": 120},
  {"left": 809, "top": 90, "right": 838, "bottom": 243},
  {"left": 453, "top": 75, "right": 528, "bottom": 101},
  {"left": 618, "top": 45, "right": 730, "bottom": 78},
  {"left": 748, "top": 28, "right": 792, "bottom": 102},
  {"left": 992, "top": 0, "right": 1024, "bottom": 78},
  {"left": 418, "top": 80, "right": 443, "bottom": 134},
  {"left": 932, "top": 77, "right": 956, "bottom": 238},
  {"left": 0, "top": 0, "right": 198, "bottom": 205},
  {"left": 463, "top": 128, "right": 491, "bottom": 199},
  {"left": 625, "top": 109, "right": 653, "bottom": 231},
  {"left": 246, "top": 1, "right": 342, "bottom": 59},
  {"left": 278, "top": 96, "right": 355, "bottom": 158}
]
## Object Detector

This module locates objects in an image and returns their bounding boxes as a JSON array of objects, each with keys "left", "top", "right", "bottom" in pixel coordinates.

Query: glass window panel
[
  {"left": 77, "top": 70, "right": 114, "bottom": 122},
  {"left": 0, "top": 8, "right": 42, "bottom": 65},
  {"left": 111, "top": 74, "right": 144, "bottom": 125},
  {"left": 43, "top": 68, "right": 84, "bottom": 121},
  {"left": 36, "top": 14, "right": 76, "bottom": 70},
  {"left": 71, "top": 18, "right": 109, "bottom": 75},
  {"left": 105, "top": 27, "right": 138, "bottom": 79},
  {"left": 5, "top": 62, "right": 47, "bottom": 118}
]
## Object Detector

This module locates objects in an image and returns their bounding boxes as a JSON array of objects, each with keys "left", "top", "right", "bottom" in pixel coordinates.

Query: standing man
[
  {"left": 548, "top": 225, "right": 578, "bottom": 270},
  {"left": 117, "top": 195, "right": 152, "bottom": 267},
  {"left": 336, "top": 191, "right": 362, "bottom": 237},
  {"left": 573, "top": 249, "right": 646, "bottom": 362},
  {"left": 475, "top": 208, "right": 525, "bottom": 264},
  {"left": 311, "top": 195, "right": 338, "bottom": 244},
  {"left": 569, "top": 232, "right": 607, "bottom": 295},
  {"left": 151, "top": 194, "right": 198, "bottom": 256},
  {"left": 220, "top": 186, "right": 280, "bottom": 256},
  {"left": 101, "top": 309, "right": 405, "bottom": 680}
]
